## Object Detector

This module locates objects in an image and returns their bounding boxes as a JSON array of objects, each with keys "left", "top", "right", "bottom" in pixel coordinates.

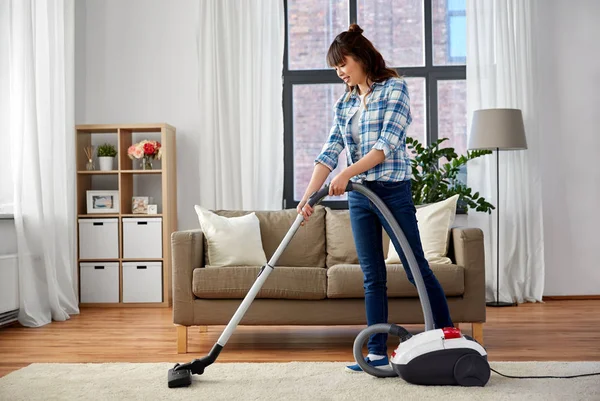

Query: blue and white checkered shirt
[{"left": 315, "top": 77, "right": 413, "bottom": 183}]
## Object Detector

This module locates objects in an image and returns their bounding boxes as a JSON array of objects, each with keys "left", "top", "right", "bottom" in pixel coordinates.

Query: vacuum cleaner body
[{"left": 390, "top": 327, "right": 490, "bottom": 386}]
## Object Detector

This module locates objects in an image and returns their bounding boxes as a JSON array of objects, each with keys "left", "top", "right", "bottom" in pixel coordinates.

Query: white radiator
[{"left": 0, "top": 254, "right": 19, "bottom": 325}]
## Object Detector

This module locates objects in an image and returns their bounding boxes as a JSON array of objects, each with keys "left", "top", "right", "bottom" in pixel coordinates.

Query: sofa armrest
[
  {"left": 172, "top": 229, "right": 204, "bottom": 325},
  {"left": 450, "top": 227, "right": 486, "bottom": 322}
]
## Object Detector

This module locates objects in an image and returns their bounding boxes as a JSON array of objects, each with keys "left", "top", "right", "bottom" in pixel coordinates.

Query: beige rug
[{"left": 1, "top": 361, "right": 599, "bottom": 401}]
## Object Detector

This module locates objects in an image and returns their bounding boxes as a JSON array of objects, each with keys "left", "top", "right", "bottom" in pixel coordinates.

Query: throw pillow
[
  {"left": 194, "top": 206, "right": 267, "bottom": 267},
  {"left": 385, "top": 194, "right": 459, "bottom": 265}
]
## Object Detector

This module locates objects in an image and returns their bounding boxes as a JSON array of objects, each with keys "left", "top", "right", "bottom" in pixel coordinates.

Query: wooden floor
[{"left": 1, "top": 300, "right": 599, "bottom": 378}]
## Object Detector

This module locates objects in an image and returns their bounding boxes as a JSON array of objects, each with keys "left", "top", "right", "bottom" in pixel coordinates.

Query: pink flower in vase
[{"left": 128, "top": 145, "right": 144, "bottom": 159}]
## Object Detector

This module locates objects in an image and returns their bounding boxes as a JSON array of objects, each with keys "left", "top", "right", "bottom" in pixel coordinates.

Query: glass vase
[
  {"left": 86, "top": 159, "right": 94, "bottom": 171},
  {"left": 140, "top": 155, "right": 153, "bottom": 170}
]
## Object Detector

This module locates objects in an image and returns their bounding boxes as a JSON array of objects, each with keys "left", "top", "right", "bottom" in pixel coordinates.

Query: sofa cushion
[
  {"left": 325, "top": 207, "right": 390, "bottom": 267},
  {"left": 326, "top": 264, "right": 464, "bottom": 298},
  {"left": 193, "top": 266, "right": 326, "bottom": 300},
  {"left": 386, "top": 195, "right": 459, "bottom": 265},
  {"left": 209, "top": 206, "right": 326, "bottom": 268},
  {"left": 194, "top": 206, "right": 267, "bottom": 267}
]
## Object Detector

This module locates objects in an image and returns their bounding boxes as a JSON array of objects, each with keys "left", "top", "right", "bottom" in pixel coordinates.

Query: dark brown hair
[{"left": 327, "top": 24, "right": 399, "bottom": 94}]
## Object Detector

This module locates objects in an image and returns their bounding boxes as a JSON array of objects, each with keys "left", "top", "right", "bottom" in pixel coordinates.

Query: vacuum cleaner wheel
[{"left": 453, "top": 353, "right": 491, "bottom": 387}]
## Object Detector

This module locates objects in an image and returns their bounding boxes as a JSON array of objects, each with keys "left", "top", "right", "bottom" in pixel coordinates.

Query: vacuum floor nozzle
[{"left": 168, "top": 366, "right": 192, "bottom": 388}]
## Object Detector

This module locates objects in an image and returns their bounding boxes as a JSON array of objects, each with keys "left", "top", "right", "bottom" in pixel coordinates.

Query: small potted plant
[{"left": 97, "top": 143, "right": 118, "bottom": 171}]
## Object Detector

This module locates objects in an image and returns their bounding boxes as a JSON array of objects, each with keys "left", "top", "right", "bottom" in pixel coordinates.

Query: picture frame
[
  {"left": 86, "top": 190, "right": 120, "bottom": 214},
  {"left": 132, "top": 196, "right": 152, "bottom": 214}
]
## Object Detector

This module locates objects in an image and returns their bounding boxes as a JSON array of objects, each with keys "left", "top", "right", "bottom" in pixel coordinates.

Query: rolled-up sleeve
[
  {"left": 372, "top": 79, "right": 412, "bottom": 158},
  {"left": 314, "top": 115, "right": 344, "bottom": 171}
]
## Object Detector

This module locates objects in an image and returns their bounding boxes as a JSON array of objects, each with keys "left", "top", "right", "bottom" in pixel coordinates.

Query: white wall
[
  {"left": 76, "top": 0, "right": 202, "bottom": 231},
  {"left": 535, "top": 0, "right": 600, "bottom": 295}
]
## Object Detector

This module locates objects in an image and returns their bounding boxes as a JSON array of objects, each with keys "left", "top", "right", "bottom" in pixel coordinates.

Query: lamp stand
[{"left": 486, "top": 148, "right": 517, "bottom": 307}]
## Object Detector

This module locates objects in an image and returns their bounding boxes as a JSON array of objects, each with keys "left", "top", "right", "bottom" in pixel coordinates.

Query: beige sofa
[{"left": 172, "top": 206, "right": 486, "bottom": 353}]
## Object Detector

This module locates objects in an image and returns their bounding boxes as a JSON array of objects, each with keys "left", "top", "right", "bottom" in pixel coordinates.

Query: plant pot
[{"left": 99, "top": 156, "right": 114, "bottom": 171}]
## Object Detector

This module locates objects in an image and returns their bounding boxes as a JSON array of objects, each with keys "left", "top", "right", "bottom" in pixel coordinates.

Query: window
[
  {"left": 357, "top": 0, "right": 424, "bottom": 67},
  {"left": 283, "top": 0, "right": 466, "bottom": 209},
  {"left": 433, "top": 0, "right": 466, "bottom": 65},
  {"left": 287, "top": 1, "right": 349, "bottom": 70},
  {"left": 437, "top": 79, "right": 467, "bottom": 156},
  {"left": 292, "top": 83, "right": 347, "bottom": 201}
]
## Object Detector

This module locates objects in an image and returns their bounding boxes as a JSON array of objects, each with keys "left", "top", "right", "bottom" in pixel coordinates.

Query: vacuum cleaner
[{"left": 168, "top": 182, "right": 491, "bottom": 388}]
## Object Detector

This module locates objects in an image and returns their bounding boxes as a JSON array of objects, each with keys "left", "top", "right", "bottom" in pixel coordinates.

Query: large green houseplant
[{"left": 406, "top": 136, "right": 495, "bottom": 214}]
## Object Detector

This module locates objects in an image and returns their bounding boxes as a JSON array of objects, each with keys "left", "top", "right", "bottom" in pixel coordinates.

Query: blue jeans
[{"left": 348, "top": 180, "right": 454, "bottom": 355}]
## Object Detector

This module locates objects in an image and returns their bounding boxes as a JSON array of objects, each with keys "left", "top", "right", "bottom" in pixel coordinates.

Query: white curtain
[
  {"left": 4, "top": 0, "right": 79, "bottom": 327},
  {"left": 197, "top": 0, "right": 285, "bottom": 210},
  {"left": 466, "top": 0, "right": 545, "bottom": 303},
  {"left": 0, "top": 2, "right": 12, "bottom": 205}
]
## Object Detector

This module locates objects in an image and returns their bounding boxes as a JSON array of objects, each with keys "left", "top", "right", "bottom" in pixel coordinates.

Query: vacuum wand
[{"left": 168, "top": 184, "right": 337, "bottom": 388}]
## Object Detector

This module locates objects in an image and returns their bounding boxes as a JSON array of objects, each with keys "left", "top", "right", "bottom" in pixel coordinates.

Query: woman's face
[{"left": 334, "top": 55, "right": 367, "bottom": 87}]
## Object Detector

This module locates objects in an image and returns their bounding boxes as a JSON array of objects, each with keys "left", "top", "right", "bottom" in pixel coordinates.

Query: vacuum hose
[
  {"left": 353, "top": 324, "right": 413, "bottom": 377},
  {"left": 308, "top": 182, "right": 435, "bottom": 378}
]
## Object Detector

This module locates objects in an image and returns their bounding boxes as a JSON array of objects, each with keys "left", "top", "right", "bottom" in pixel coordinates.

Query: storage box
[
  {"left": 78, "top": 218, "right": 119, "bottom": 259},
  {"left": 123, "top": 217, "right": 162, "bottom": 258},
  {"left": 80, "top": 262, "right": 119, "bottom": 303},
  {"left": 122, "top": 262, "right": 162, "bottom": 303}
]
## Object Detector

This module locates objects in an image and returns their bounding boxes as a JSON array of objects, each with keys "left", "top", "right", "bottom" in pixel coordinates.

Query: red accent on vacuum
[{"left": 442, "top": 327, "right": 462, "bottom": 339}]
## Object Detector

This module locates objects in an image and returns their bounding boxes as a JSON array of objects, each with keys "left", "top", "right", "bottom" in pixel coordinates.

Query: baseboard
[{"left": 542, "top": 295, "right": 600, "bottom": 301}]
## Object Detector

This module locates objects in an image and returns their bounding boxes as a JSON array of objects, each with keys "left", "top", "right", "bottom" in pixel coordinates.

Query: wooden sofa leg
[
  {"left": 472, "top": 323, "right": 484, "bottom": 346},
  {"left": 198, "top": 325, "right": 208, "bottom": 333},
  {"left": 176, "top": 325, "right": 188, "bottom": 354}
]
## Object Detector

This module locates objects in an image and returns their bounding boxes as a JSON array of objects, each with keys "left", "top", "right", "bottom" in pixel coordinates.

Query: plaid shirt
[{"left": 315, "top": 77, "right": 412, "bottom": 183}]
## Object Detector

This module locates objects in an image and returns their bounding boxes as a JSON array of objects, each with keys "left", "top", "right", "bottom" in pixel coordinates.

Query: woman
[{"left": 297, "top": 24, "right": 454, "bottom": 372}]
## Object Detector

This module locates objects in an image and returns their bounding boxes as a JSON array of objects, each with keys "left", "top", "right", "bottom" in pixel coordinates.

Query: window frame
[{"left": 282, "top": 0, "right": 466, "bottom": 210}]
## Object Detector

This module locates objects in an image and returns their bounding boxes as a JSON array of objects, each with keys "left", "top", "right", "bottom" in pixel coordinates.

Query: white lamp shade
[{"left": 468, "top": 108, "right": 528, "bottom": 150}]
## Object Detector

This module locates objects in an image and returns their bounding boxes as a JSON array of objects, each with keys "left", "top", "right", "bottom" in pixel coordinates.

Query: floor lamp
[{"left": 468, "top": 109, "right": 528, "bottom": 307}]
